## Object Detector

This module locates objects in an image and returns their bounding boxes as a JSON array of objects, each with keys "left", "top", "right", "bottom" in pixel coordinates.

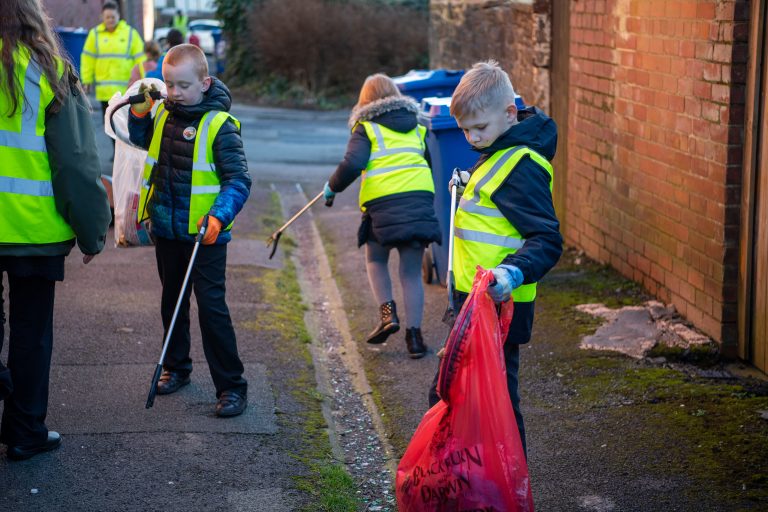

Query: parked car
[{"left": 188, "top": 19, "right": 222, "bottom": 55}]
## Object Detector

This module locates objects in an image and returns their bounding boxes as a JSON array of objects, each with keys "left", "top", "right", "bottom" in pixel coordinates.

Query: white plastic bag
[{"left": 105, "top": 79, "right": 166, "bottom": 247}]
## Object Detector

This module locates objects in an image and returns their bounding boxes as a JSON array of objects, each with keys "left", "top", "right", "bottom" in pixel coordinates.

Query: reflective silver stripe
[
  {"left": 126, "top": 28, "right": 134, "bottom": 56},
  {"left": 0, "top": 60, "right": 46, "bottom": 152},
  {"left": 0, "top": 176, "right": 54, "bottom": 196},
  {"left": 89, "top": 53, "right": 133, "bottom": 59},
  {"left": 145, "top": 156, "right": 157, "bottom": 166},
  {"left": 370, "top": 122, "right": 386, "bottom": 151},
  {"left": 455, "top": 227, "right": 524, "bottom": 249},
  {"left": 194, "top": 113, "right": 216, "bottom": 168},
  {"left": 415, "top": 124, "right": 424, "bottom": 151},
  {"left": 458, "top": 198, "right": 505, "bottom": 217},
  {"left": 93, "top": 29, "right": 99, "bottom": 53},
  {"left": 191, "top": 185, "right": 220, "bottom": 194},
  {"left": 193, "top": 164, "right": 216, "bottom": 172},
  {"left": 96, "top": 80, "right": 130, "bottom": 86},
  {"left": 132, "top": 52, "right": 144, "bottom": 59},
  {"left": 82, "top": 51, "right": 97, "bottom": 57},
  {"left": 364, "top": 163, "right": 429, "bottom": 178},
  {"left": 370, "top": 147, "right": 423, "bottom": 159}
]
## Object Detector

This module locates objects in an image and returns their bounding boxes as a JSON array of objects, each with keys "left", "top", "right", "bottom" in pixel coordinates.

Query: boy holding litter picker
[
  {"left": 129, "top": 44, "right": 251, "bottom": 417},
  {"left": 428, "top": 61, "right": 563, "bottom": 454}
]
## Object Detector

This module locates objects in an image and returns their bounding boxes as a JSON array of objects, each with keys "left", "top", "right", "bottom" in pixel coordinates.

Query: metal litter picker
[
  {"left": 266, "top": 190, "right": 334, "bottom": 259},
  {"left": 443, "top": 168, "right": 461, "bottom": 324},
  {"left": 145, "top": 215, "right": 209, "bottom": 409}
]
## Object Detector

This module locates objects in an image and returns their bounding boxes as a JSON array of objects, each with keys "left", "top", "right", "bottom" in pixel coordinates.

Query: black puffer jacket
[
  {"left": 329, "top": 96, "right": 441, "bottom": 248},
  {"left": 128, "top": 78, "right": 251, "bottom": 243}
]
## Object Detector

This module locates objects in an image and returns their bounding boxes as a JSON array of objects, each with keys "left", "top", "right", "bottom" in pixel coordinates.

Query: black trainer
[
  {"left": 156, "top": 370, "right": 190, "bottom": 395},
  {"left": 366, "top": 300, "right": 400, "bottom": 344},
  {"left": 7, "top": 431, "right": 62, "bottom": 461},
  {"left": 215, "top": 390, "right": 247, "bottom": 417},
  {"left": 405, "top": 327, "right": 427, "bottom": 359}
]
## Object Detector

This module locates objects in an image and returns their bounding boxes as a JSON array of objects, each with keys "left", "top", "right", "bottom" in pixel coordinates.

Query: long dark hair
[{"left": 0, "top": 0, "right": 71, "bottom": 116}]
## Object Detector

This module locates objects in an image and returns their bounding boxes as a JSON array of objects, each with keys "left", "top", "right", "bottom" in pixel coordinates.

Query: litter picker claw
[{"left": 266, "top": 189, "right": 334, "bottom": 259}]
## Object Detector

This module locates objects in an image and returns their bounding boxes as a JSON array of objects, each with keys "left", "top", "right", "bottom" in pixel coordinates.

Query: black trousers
[
  {"left": 155, "top": 237, "right": 246, "bottom": 397},
  {"left": 0, "top": 271, "right": 56, "bottom": 447}
]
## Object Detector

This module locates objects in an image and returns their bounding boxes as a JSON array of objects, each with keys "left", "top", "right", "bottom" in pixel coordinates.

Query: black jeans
[
  {"left": 428, "top": 342, "right": 525, "bottom": 456},
  {"left": 154, "top": 237, "right": 246, "bottom": 397},
  {"left": 0, "top": 271, "right": 57, "bottom": 447}
]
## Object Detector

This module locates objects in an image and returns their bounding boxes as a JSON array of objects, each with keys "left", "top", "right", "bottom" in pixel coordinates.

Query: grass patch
[{"left": 248, "top": 187, "right": 360, "bottom": 511}]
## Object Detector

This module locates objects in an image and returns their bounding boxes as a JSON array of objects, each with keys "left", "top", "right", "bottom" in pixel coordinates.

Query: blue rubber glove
[
  {"left": 487, "top": 265, "right": 524, "bottom": 303},
  {"left": 323, "top": 181, "right": 336, "bottom": 203}
]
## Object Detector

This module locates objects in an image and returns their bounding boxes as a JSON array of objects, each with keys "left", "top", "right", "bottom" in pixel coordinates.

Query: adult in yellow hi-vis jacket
[
  {"left": 1, "top": 0, "right": 111, "bottom": 462},
  {"left": 80, "top": 1, "right": 144, "bottom": 114}
]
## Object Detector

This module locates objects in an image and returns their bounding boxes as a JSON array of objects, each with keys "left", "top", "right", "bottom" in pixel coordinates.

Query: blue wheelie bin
[
  {"left": 55, "top": 27, "right": 89, "bottom": 77},
  {"left": 393, "top": 69, "right": 465, "bottom": 102},
  {"left": 421, "top": 94, "right": 527, "bottom": 285}
]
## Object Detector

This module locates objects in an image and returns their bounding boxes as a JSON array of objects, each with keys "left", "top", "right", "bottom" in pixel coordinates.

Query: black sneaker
[
  {"left": 215, "top": 390, "right": 247, "bottom": 417},
  {"left": 405, "top": 327, "right": 427, "bottom": 359},
  {"left": 156, "top": 370, "right": 190, "bottom": 395},
  {"left": 7, "top": 432, "right": 62, "bottom": 461}
]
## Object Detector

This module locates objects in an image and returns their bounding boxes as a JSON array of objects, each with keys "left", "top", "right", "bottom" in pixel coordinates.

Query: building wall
[
  {"left": 44, "top": 0, "right": 145, "bottom": 35},
  {"left": 429, "top": 0, "right": 751, "bottom": 351},
  {"left": 429, "top": 0, "right": 552, "bottom": 111},
  {"left": 567, "top": 0, "right": 748, "bottom": 350}
]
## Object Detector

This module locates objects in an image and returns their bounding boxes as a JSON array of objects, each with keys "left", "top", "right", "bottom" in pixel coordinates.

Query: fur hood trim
[{"left": 349, "top": 96, "right": 421, "bottom": 128}]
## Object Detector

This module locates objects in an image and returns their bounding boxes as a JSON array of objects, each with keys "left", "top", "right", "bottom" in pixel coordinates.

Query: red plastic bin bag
[{"left": 396, "top": 267, "right": 533, "bottom": 512}]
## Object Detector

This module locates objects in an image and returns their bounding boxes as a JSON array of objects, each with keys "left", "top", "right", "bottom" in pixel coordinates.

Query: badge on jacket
[{"left": 183, "top": 126, "right": 197, "bottom": 140}]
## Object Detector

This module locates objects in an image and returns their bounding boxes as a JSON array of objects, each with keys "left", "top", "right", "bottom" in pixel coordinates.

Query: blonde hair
[
  {"left": 164, "top": 44, "right": 209, "bottom": 79},
  {"left": 356, "top": 73, "right": 401, "bottom": 108},
  {"left": 450, "top": 60, "right": 517, "bottom": 119}
]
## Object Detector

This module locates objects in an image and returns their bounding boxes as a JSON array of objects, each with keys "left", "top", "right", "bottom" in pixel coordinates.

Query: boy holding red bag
[{"left": 428, "top": 60, "right": 563, "bottom": 455}]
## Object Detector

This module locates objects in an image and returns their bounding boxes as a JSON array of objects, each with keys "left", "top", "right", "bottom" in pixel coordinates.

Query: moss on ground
[
  {"left": 538, "top": 250, "right": 768, "bottom": 506},
  {"left": 245, "top": 189, "right": 360, "bottom": 511}
]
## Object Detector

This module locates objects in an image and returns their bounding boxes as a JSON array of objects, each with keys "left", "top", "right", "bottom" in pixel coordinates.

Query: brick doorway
[{"left": 738, "top": 0, "right": 768, "bottom": 373}]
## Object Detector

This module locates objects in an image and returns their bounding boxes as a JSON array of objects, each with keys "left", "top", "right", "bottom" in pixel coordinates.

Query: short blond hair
[
  {"left": 356, "top": 73, "right": 401, "bottom": 108},
  {"left": 164, "top": 44, "right": 209, "bottom": 79},
  {"left": 450, "top": 60, "right": 517, "bottom": 119}
]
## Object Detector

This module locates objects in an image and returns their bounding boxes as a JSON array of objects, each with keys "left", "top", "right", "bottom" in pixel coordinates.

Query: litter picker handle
[
  {"left": 145, "top": 363, "right": 163, "bottom": 409},
  {"left": 128, "top": 89, "right": 164, "bottom": 104},
  {"left": 325, "top": 195, "right": 335, "bottom": 207},
  {"left": 145, "top": 216, "right": 208, "bottom": 409},
  {"left": 266, "top": 191, "right": 324, "bottom": 259}
]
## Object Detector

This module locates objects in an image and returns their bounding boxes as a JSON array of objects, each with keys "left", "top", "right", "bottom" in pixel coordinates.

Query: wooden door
[
  {"left": 738, "top": 0, "right": 768, "bottom": 373},
  {"left": 550, "top": 0, "right": 570, "bottom": 229}
]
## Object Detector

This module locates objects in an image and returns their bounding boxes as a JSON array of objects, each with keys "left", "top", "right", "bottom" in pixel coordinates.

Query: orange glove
[{"left": 197, "top": 215, "right": 222, "bottom": 245}]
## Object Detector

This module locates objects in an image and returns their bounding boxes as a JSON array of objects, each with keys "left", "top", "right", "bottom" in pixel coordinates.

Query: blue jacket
[
  {"left": 128, "top": 78, "right": 251, "bottom": 243},
  {"left": 455, "top": 106, "right": 563, "bottom": 344}
]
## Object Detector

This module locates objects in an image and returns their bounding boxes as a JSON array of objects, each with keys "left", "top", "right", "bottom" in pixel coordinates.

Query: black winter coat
[
  {"left": 454, "top": 106, "right": 563, "bottom": 344},
  {"left": 329, "top": 96, "right": 441, "bottom": 248},
  {"left": 128, "top": 78, "right": 251, "bottom": 244}
]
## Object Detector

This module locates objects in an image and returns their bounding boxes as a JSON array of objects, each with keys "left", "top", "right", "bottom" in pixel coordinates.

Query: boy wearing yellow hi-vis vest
[
  {"left": 427, "top": 61, "right": 563, "bottom": 456},
  {"left": 128, "top": 45, "right": 251, "bottom": 418}
]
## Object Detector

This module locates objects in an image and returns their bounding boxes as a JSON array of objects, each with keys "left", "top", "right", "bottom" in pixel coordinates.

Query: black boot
[
  {"left": 405, "top": 327, "right": 427, "bottom": 359},
  {"left": 366, "top": 300, "right": 400, "bottom": 344}
]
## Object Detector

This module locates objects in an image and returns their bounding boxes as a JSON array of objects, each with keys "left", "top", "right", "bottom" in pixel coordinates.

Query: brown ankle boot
[{"left": 366, "top": 300, "right": 400, "bottom": 344}]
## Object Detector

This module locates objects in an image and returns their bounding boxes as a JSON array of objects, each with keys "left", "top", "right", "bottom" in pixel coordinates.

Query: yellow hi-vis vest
[
  {"left": 137, "top": 103, "right": 238, "bottom": 234},
  {"left": 358, "top": 121, "right": 434, "bottom": 210},
  {"left": 454, "top": 146, "right": 554, "bottom": 300},
  {"left": 81, "top": 21, "right": 145, "bottom": 101},
  {"left": 0, "top": 45, "right": 75, "bottom": 245}
]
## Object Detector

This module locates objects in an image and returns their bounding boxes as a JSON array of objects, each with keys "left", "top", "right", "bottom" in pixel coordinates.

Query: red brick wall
[
  {"left": 44, "top": 0, "right": 104, "bottom": 29},
  {"left": 567, "top": 0, "right": 748, "bottom": 348}
]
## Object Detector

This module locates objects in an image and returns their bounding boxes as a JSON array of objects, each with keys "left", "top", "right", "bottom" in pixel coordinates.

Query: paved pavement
[{"left": 0, "top": 100, "right": 351, "bottom": 511}]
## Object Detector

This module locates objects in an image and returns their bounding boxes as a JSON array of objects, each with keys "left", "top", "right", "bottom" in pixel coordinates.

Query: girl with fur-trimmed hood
[{"left": 324, "top": 74, "right": 441, "bottom": 359}]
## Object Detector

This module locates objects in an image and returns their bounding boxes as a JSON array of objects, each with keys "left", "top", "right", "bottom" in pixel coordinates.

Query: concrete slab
[
  {"left": 579, "top": 307, "right": 658, "bottom": 359},
  {"left": 43, "top": 363, "right": 277, "bottom": 434}
]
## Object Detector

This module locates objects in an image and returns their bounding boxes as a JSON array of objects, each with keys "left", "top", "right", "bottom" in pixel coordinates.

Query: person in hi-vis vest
[
  {"left": 0, "top": 0, "right": 111, "bottom": 462},
  {"left": 128, "top": 45, "right": 251, "bottom": 418},
  {"left": 427, "top": 61, "right": 563, "bottom": 458},
  {"left": 323, "top": 74, "right": 442, "bottom": 359},
  {"left": 80, "top": 1, "right": 145, "bottom": 117}
]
